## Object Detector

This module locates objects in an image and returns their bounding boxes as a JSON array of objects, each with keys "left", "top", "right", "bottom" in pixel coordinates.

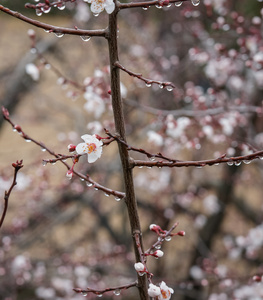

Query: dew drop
[
  {"left": 43, "top": 6, "right": 51, "bottom": 13},
  {"left": 234, "top": 161, "right": 241, "bottom": 166},
  {"left": 227, "top": 161, "right": 234, "bottom": 166},
  {"left": 159, "top": 84, "right": 164, "bottom": 89},
  {"left": 145, "top": 83, "right": 152, "bottom": 87},
  {"left": 94, "top": 187, "right": 98, "bottom": 191},
  {"left": 191, "top": 0, "right": 200, "bottom": 6},
  {"left": 51, "top": 161, "right": 57, "bottom": 165},
  {"left": 87, "top": 182, "right": 93, "bottom": 187},
  {"left": 165, "top": 235, "right": 172, "bottom": 241},
  {"left": 138, "top": 166, "right": 143, "bottom": 169},
  {"left": 175, "top": 1, "right": 183, "bottom": 6},
  {"left": 259, "top": 156, "right": 263, "bottom": 160},
  {"left": 142, "top": 6, "right": 148, "bottom": 10},
  {"left": 243, "top": 160, "right": 251, "bottom": 164},
  {"left": 62, "top": 159, "right": 67, "bottom": 162},
  {"left": 115, "top": 197, "right": 121, "bottom": 201},
  {"left": 104, "top": 193, "right": 110, "bottom": 197},
  {"left": 81, "top": 292, "right": 88, "bottom": 297},
  {"left": 93, "top": 13, "right": 100, "bottom": 17},
  {"left": 80, "top": 178, "right": 85, "bottom": 181},
  {"left": 155, "top": 4, "right": 162, "bottom": 9},
  {"left": 57, "top": 3, "right": 66, "bottom": 10},
  {"left": 150, "top": 157, "right": 155, "bottom": 161},
  {"left": 35, "top": 9, "right": 42, "bottom": 16},
  {"left": 80, "top": 36, "right": 91, "bottom": 42},
  {"left": 138, "top": 271, "right": 146, "bottom": 276},
  {"left": 41, "top": 147, "right": 46, "bottom": 152},
  {"left": 155, "top": 244, "right": 161, "bottom": 250},
  {"left": 45, "top": 64, "right": 51, "bottom": 70},
  {"left": 147, "top": 166, "right": 152, "bottom": 169},
  {"left": 166, "top": 3, "right": 172, "bottom": 7},
  {"left": 97, "top": 294, "right": 103, "bottom": 298},
  {"left": 25, "top": 139, "right": 32, "bottom": 143},
  {"left": 113, "top": 289, "right": 121, "bottom": 296},
  {"left": 54, "top": 32, "right": 64, "bottom": 38},
  {"left": 42, "top": 161, "right": 47, "bottom": 166},
  {"left": 166, "top": 86, "right": 173, "bottom": 91},
  {"left": 13, "top": 128, "right": 17, "bottom": 132}
]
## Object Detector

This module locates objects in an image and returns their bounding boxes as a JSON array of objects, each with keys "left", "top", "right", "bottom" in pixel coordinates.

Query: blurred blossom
[
  {"left": 74, "top": 265, "right": 90, "bottom": 277},
  {"left": 25, "top": 63, "right": 40, "bottom": 81},
  {"left": 16, "top": 173, "right": 31, "bottom": 191},
  {"left": 84, "top": 87, "right": 105, "bottom": 119},
  {"left": 147, "top": 130, "right": 164, "bottom": 146},
  {"left": 194, "top": 214, "right": 207, "bottom": 229},
  {"left": 74, "top": 1, "right": 90, "bottom": 22},
  {"left": 12, "top": 255, "right": 30, "bottom": 274},
  {"left": 190, "top": 265, "right": 205, "bottom": 280},
  {"left": 87, "top": 121, "right": 103, "bottom": 134},
  {"left": 203, "top": 194, "right": 220, "bottom": 215},
  {"left": 51, "top": 277, "right": 73, "bottom": 294},
  {"left": 36, "top": 287, "right": 56, "bottom": 299}
]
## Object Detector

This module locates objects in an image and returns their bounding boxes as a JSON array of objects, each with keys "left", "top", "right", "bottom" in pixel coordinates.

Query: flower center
[
  {"left": 161, "top": 290, "right": 170, "bottom": 299},
  {"left": 86, "top": 143, "right": 96, "bottom": 154}
]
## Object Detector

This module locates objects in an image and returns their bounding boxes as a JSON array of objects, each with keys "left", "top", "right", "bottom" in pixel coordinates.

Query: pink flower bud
[
  {"left": 178, "top": 231, "right": 186, "bottom": 236},
  {"left": 66, "top": 170, "right": 73, "bottom": 179},
  {"left": 67, "top": 144, "right": 76, "bottom": 152},
  {"left": 253, "top": 275, "right": 262, "bottom": 282},
  {"left": 153, "top": 250, "right": 164, "bottom": 258},
  {"left": 14, "top": 125, "right": 22, "bottom": 133},
  {"left": 149, "top": 224, "right": 161, "bottom": 233}
]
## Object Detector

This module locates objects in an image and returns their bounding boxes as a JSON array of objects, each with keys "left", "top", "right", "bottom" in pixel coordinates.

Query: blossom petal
[
  {"left": 88, "top": 152, "right": 99, "bottom": 163},
  {"left": 105, "top": 2, "right": 115, "bottom": 14},
  {"left": 76, "top": 143, "right": 87, "bottom": 155},
  {"left": 90, "top": 1, "right": 104, "bottom": 13}
]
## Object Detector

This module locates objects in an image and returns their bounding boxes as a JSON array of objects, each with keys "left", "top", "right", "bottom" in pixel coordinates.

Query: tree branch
[
  {"left": 0, "top": 5, "right": 107, "bottom": 37},
  {"left": 0, "top": 160, "right": 23, "bottom": 229}
]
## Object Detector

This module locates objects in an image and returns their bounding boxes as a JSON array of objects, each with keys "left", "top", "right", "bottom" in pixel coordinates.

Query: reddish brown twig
[
  {"left": 105, "top": 129, "right": 263, "bottom": 168},
  {"left": 119, "top": 0, "right": 188, "bottom": 9},
  {"left": 114, "top": 61, "right": 175, "bottom": 90},
  {"left": 0, "top": 4, "right": 106, "bottom": 37},
  {"left": 0, "top": 160, "right": 23, "bottom": 229},
  {"left": 2, "top": 107, "right": 125, "bottom": 199},
  {"left": 73, "top": 281, "right": 138, "bottom": 297}
]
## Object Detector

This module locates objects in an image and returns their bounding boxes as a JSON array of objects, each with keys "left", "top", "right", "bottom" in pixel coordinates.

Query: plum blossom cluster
[{"left": 133, "top": 224, "right": 185, "bottom": 298}]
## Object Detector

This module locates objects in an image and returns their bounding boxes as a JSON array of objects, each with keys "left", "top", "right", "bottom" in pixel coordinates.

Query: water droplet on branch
[
  {"left": 113, "top": 289, "right": 121, "bottom": 296},
  {"left": 175, "top": 1, "right": 183, "bottom": 6},
  {"left": 191, "top": 0, "right": 200, "bottom": 6},
  {"left": 54, "top": 32, "right": 64, "bottom": 38},
  {"left": 80, "top": 36, "right": 91, "bottom": 42}
]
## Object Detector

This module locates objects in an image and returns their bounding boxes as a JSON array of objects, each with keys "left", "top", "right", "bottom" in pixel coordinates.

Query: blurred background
[{"left": 0, "top": 0, "right": 263, "bottom": 299}]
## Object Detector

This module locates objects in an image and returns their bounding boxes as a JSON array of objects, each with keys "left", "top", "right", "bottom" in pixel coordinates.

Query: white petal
[
  {"left": 81, "top": 134, "right": 93, "bottom": 142},
  {"left": 91, "top": 1, "right": 104, "bottom": 13},
  {"left": 87, "top": 152, "right": 99, "bottom": 163},
  {"left": 76, "top": 143, "right": 87, "bottom": 154},
  {"left": 105, "top": 2, "right": 115, "bottom": 14}
]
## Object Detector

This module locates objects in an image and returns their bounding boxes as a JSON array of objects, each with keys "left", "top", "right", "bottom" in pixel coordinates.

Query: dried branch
[
  {"left": 0, "top": 4, "right": 107, "bottom": 37},
  {"left": 2, "top": 107, "right": 125, "bottom": 199},
  {"left": 73, "top": 281, "right": 138, "bottom": 297},
  {"left": 0, "top": 160, "right": 23, "bottom": 229},
  {"left": 114, "top": 61, "right": 175, "bottom": 90}
]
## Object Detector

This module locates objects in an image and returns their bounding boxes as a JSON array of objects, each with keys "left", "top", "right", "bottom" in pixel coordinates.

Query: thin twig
[
  {"left": 73, "top": 281, "right": 138, "bottom": 296},
  {"left": 114, "top": 61, "right": 175, "bottom": 89},
  {"left": 0, "top": 160, "right": 23, "bottom": 229},
  {"left": 0, "top": 5, "right": 106, "bottom": 37},
  {"left": 2, "top": 107, "right": 125, "bottom": 199}
]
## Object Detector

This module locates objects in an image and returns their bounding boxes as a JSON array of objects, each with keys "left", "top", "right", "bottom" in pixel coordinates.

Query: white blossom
[
  {"left": 76, "top": 134, "right": 103, "bottom": 163},
  {"left": 148, "top": 283, "right": 161, "bottom": 297},
  {"left": 25, "top": 63, "right": 40, "bottom": 81},
  {"left": 159, "top": 281, "right": 174, "bottom": 300},
  {"left": 134, "top": 262, "right": 145, "bottom": 272},
  {"left": 84, "top": 0, "right": 115, "bottom": 14},
  {"left": 147, "top": 130, "right": 164, "bottom": 146}
]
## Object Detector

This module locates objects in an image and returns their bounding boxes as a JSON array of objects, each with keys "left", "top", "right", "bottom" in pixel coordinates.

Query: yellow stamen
[{"left": 86, "top": 143, "right": 96, "bottom": 154}]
